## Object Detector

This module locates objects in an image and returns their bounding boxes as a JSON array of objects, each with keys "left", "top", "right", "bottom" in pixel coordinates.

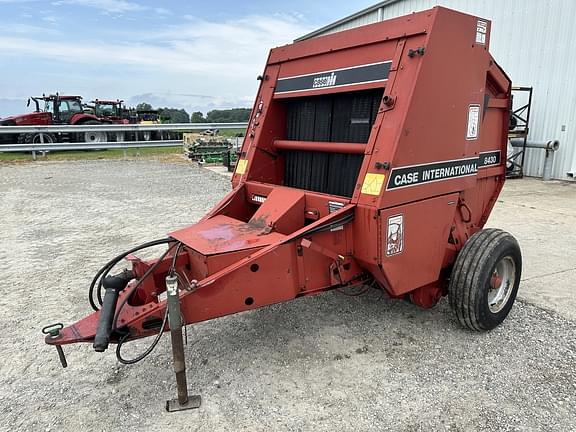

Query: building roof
[{"left": 295, "top": 0, "right": 403, "bottom": 41}]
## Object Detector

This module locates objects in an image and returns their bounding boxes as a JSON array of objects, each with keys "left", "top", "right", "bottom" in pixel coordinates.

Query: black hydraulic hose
[
  {"left": 169, "top": 242, "right": 184, "bottom": 277},
  {"left": 88, "top": 238, "right": 173, "bottom": 311},
  {"left": 94, "top": 238, "right": 174, "bottom": 309},
  {"left": 116, "top": 306, "right": 169, "bottom": 365},
  {"left": 114, "top": 242, "right": 182, "bottom": 365},
  {"left": 110, "top": 242, "right": 179, "bottom": 333}
]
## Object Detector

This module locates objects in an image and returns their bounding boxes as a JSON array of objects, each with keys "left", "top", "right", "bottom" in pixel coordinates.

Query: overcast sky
[{"left": 0, "top": 0, "right": 376, "bottom": 117}]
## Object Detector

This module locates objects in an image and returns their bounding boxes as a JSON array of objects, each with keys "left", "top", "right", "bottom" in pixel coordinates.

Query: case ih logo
[
  {"left": 312, "top": 72, "right": 337, "bottom": 88},
  {"left": 275, "top": 61, "right": 391, "bottom": 94}
]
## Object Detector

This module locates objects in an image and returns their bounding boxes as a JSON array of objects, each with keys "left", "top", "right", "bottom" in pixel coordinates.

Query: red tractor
[
  {"left": 90, "top": 99, "right": 137, "bottom": 125},
  {"left": 0, "top": 94, "right": 109, "bottom": 144}
]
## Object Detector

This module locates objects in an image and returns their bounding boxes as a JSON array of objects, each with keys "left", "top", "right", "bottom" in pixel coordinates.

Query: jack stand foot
[{"left": 165, "top": 394, "right": 202, "bottom": 412}]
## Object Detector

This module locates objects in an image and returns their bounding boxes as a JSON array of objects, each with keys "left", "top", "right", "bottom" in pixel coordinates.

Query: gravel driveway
[{"left": 0, "top": 160, "right": 574, "bottom": 432}]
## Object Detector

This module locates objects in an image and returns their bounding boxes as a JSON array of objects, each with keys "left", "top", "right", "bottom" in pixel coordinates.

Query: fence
[{"left": 0, "top": 122, "right": 248, "bottom": 159}]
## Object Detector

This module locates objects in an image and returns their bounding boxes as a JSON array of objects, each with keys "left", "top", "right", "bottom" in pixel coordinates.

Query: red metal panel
[
  {"left": 170, "top": 215, "right": 286, "bottom": 256},
  {"left": 249, "top": 187, "right": 305, "bottom": 234},
  {"left": 378, "top": 193, "right": 459, "bottom": 295}
]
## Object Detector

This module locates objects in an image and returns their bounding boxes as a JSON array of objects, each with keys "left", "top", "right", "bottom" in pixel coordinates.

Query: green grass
[
  {"left": 218, "top": 128, "right": 246, "bottom": 138},
  {"left": 0, "top": 146, "right": 182, "bottom": 162}
]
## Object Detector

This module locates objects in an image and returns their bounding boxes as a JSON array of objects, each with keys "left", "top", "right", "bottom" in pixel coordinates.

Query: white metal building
[{"left": 298, "top": 0, "right": 576, "bottom": 181}]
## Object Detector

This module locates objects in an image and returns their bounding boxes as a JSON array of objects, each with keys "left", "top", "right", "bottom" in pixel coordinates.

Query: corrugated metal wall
[{"left": 308, "top": 0, "right": 576, "bottom": 180}]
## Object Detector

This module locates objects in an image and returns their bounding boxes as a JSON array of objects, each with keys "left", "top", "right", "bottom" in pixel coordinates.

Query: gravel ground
[{"left": 0, "top": 160, "right": 574, "bottom": 432}]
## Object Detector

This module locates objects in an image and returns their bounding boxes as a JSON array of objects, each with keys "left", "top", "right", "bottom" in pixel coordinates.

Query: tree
[
  {"left": 191, "top": 111, "right": 206, "bottom": 123},
  {"left": 157, "top": 107, "right": 190, "bottom": 123},
  {"left": 136, "top": 102, "right": 153, "bottom": 111},
  {"left": 206, "top": 108, "right": 251, "bottom": 123}
]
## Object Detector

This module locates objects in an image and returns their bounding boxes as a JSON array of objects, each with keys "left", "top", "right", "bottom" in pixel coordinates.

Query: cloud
[
  {"left": 0, "top": 23, "right": 59, "bottom": 34},
  {"left": 0, "top": 14, "right": 312, "bottom": 74},
  {"left": 51, "top": 0, "right": 145, "bottom": 14},
  {"left": 0, "top": 13, "right": 313, "bottom": 113},
  {"left": 41, "top": 15, "right": 59, "bottom": 24}
]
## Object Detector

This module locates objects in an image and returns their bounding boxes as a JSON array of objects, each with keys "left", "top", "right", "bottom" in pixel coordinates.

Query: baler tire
[{"left": 448, "top": 228, "right": 522, "bottom": 331}]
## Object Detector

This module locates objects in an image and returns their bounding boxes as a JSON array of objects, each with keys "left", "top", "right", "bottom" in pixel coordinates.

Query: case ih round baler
[{"left": 44, "top": 7, "right": 522, "bottom": 410}]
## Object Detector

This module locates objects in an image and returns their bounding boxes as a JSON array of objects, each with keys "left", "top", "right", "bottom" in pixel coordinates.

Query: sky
[{"left": 0, "top": 0, "right": 376, "bottom": 117}]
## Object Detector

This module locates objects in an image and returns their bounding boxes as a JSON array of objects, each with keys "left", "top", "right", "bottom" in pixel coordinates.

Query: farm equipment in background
[
  {"left": 90, "top": 99, "right": 137, "bottom": 124},
  {"left": 44, "top": 7, "right": 522, "bottom": 412},
  {"left": 506, "top": 86, "right": 533, "bottom": 178},
  {"left": 0, "top": 94, "right": 110, "bottom": 144},
  {"left": 183, "top": 131, "right": 240, "bottom": 168},
  {"left": 88, "top": 99, "right": 139, "bottom": 142},
  {"left": 136, "top": 109, "right": 163, "bottom": 141}
]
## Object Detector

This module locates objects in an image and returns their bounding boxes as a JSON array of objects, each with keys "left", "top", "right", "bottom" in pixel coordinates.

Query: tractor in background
[
  {"left": 87, "top": 99, "right": 139, "bottom": 142},
  {"left": 88, "top": 99, "right": 138, "bottom": 125},
  {"left": 0, "top": 94, "right": 109, "bottom": 144}
]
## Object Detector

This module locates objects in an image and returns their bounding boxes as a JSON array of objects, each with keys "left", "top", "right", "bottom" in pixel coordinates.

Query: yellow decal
[
  {"left": 236, "top": 159, "right": 248, "bottom": 175},
  {"left": 361, "top": 173, "right": 385, "bottom": 196}
]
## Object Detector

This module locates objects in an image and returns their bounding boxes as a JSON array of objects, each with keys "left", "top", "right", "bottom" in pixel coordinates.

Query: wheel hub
[
  {"left": 85, "top": 131, "right": 107, "bottom": 143},
  {"left": 487, "top": 256, "right": 515, "bottom": 313}
]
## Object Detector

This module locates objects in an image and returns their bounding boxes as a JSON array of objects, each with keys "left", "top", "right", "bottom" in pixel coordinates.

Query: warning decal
[
  {"left": 361, "top": 173, "right": 386, "bottom": 196},
  {"left": 235, "top": 159, "right": 248, "bottom": 175},
  {"left": 386, "top": 214, "right": 404, "bottom": 256},
  {"left": 476, "top": 20, "right": 487, "bottom": 44},
  {"left": 466, "top": 104, "right": 480, "bottom": 140}
]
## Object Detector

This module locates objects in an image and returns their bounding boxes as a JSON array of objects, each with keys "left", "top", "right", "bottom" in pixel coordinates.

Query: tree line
[{"left": 136, "top": 103, "right": 251, "bottom": 124}]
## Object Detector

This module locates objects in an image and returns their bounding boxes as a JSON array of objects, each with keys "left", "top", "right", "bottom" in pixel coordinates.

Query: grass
[
  {"left": 218, "top": 128, "right": 246, "bottom": 138},
  {"left": 0, "top": 146, "right": 183, "bottom": 162}
]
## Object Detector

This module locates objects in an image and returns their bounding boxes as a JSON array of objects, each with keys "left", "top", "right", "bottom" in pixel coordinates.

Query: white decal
[
  {"left": 312, "top": 72, "right": 337, "bottom": 88},
  {"left": 476, "top": 20, "right": 487, "bottom": 45},
  {"left": 386, "top": 214, "right": 404, "bottom": 256},
  {"left": 466, "top": 104, "right": 480, "bottom": 140}
]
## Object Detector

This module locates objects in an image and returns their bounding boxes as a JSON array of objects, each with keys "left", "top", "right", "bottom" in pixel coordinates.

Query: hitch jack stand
[{"left": 165, "top": 275, "right": 201, "bottom": 412}]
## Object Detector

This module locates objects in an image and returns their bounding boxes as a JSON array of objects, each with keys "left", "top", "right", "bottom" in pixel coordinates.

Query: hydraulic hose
[{"left": 88, "top": 238, "right": 173, "bottom": 311}]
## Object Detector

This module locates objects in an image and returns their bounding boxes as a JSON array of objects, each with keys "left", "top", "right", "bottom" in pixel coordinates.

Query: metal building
[{"left": 297, "top": 0, "right": 576, "bottom": 181}]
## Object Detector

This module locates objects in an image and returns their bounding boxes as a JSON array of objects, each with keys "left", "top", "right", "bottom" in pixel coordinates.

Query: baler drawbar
[{"left": 45, "top": 7, "right": 522, "bottom": 410}]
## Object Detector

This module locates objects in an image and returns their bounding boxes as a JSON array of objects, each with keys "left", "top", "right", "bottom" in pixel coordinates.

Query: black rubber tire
[
  {"left": 19, "top": 133, "right": 56, "bottom": 144},
  {"left": 448, "top": 228, "right": 522, "bottom": 331}
]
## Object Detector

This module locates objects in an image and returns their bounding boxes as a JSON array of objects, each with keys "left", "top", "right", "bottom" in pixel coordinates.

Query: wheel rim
[
  {"left": 487, "top": 256, "right": 516, "bottom": 313},
  {"left": 84, "top": 131, "right": 107, "bottom": 143},
  {"left": 33, "top": 134, "right": 54, "bottom": 144}
]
